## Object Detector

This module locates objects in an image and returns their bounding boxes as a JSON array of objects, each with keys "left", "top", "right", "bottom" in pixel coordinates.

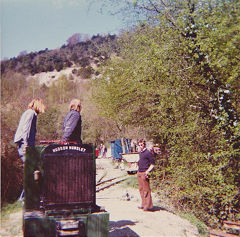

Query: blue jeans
[
  {"left": 17, "top": 141, "right": 26, "bottom": 163},
  {"left": 17, "top": 141, "right": 26, "bottom": 201}
]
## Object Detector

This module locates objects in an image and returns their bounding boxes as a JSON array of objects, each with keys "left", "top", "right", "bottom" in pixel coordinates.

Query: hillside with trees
[
  {"left": 1, "top": 0, "right": 240, "bottom": 232},
  {"left": 1, "top": 34, "right": 118, "bottom": 76}
]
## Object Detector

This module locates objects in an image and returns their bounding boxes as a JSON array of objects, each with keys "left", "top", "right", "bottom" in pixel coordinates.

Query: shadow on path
[
  {"left": 109, "top": 220, "right": 140, "bottom": 237},
  {"left": 149, "top": 205, "right": 169, "bottom": 212}
]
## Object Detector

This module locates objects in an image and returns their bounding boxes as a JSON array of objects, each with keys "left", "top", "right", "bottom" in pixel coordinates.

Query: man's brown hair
[{"left": 138, "top": 139, "right": 146, "bottom": 146}]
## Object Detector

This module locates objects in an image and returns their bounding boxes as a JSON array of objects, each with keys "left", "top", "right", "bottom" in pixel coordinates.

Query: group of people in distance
[{"left": 14, "top": 98, "right": 155, "bottom": 211}]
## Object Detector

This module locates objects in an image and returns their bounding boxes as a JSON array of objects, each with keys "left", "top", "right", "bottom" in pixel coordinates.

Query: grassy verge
[
  {"left": 1, "top": 201, "right": 23, "bottom": 236},
  {"left": 178, "top": 212, "right": 209, "bottom": 237},
  {"left": 121, "top": 175, "right": 139, "bottom": 189}
]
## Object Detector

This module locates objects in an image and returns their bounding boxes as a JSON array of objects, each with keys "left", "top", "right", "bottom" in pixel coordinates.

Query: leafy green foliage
[{"left": 93, "top": 0, "right": 240, "bottom": 227}]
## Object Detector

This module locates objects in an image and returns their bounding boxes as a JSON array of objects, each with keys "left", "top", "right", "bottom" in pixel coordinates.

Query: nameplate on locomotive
[
  {"left": 43, "top": 143, "right": 93, "bottom": 154},
  {"left": 52, "top": 146, "right": 86, "bottom": 153}
]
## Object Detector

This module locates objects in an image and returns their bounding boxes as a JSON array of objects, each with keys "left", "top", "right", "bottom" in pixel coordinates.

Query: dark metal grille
[{"left": 42, "top": 144, "right": 95, "bottom": 209}]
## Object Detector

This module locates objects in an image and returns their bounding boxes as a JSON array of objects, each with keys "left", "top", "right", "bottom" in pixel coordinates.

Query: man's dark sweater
[
  {"left": 62, "top": 110, "right": 82, "bottom": 143},
  {"left": 138, "top": 149, "right": 155, "bottom": 172}
]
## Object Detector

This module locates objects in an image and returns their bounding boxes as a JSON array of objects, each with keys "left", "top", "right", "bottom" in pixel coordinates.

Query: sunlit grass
[
  {"left": 121, "top": 175, "right": 138, "bottom": 189},
  {"left": 178, "top": 212, "right": 209, "bottom": 237},
  {"left": 1, "top": 201, "right": 23, "bottom": 236}
]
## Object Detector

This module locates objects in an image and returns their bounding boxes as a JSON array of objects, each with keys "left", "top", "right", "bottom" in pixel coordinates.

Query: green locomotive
[{"left": 23, "top": 142, "right": 109, "bottom": 237}]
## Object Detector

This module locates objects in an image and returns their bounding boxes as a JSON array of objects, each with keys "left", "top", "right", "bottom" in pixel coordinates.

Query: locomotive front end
[{"left": 23, "top": 142, "right": 109, "bottom": 237}]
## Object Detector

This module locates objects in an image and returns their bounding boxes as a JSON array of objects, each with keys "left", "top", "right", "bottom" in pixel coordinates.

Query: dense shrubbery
[{"left": 93, "top": 0, "right": 240, "bottom": 228}]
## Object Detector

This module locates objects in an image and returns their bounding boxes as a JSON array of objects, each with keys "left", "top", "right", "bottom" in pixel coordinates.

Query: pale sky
[{"left": 1, "top": 0, "right": 129, "bottom": 60}]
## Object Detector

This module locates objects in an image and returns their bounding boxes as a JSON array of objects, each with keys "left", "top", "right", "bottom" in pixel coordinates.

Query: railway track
[
  {"left": 96, "top": 175, "right": 129, "bottom": 192},
  {"left": 209, "top": 221, "right": 240, "bottom": 237}
]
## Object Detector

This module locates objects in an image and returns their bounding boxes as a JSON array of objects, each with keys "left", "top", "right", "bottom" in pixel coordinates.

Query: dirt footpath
[
  {"left": 96, "top": 158, "right": 199, "bottom": 237},
  {"left": 1, "top": 158, "right": 199, "bottom": 237}
]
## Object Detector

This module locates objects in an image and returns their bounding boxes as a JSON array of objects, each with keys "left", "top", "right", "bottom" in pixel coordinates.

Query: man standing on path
[{"left": 137, "top": 139, "right": 155, "bottom": 211}]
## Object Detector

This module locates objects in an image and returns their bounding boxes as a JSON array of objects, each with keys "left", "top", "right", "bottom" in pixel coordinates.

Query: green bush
[{"left": 78, "top": 66, "right": 94, "bottom": 79}]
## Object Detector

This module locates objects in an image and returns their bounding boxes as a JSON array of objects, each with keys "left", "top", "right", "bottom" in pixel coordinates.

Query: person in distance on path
[{"left": 137, "top": 139, "right": 155, "bottom": 211}]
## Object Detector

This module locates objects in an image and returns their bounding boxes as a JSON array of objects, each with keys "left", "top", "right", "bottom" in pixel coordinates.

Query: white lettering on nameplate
[{"left": 52, "top": 146, "right": 86, "bottom": 153}]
